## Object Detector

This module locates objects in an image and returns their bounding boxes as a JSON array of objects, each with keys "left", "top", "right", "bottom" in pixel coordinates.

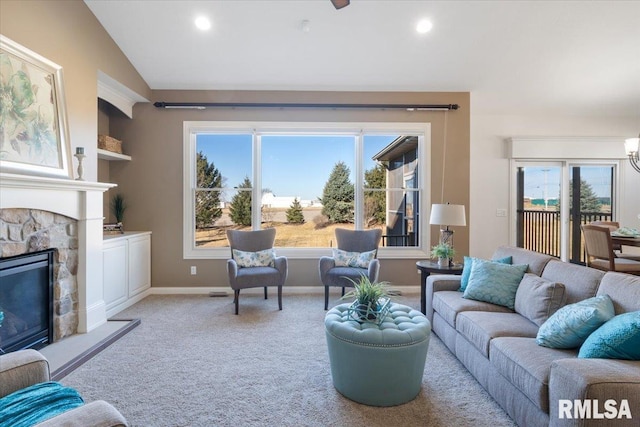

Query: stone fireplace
[
  {"left": 0, "top": 173, "right": 114, "bottom": 341},
  {"left": 0, "top": 208, "right": 78, "bottom": 341}
]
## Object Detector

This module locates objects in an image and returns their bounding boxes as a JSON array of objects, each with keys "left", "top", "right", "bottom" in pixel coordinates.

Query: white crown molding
[{"left": 97, "top": 71, "right": 148, "bottom": 118}]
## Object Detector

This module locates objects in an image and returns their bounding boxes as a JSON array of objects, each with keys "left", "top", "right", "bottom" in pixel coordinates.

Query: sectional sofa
[{"left": 425, "top": 246, "right": 640, "bottom": 427}]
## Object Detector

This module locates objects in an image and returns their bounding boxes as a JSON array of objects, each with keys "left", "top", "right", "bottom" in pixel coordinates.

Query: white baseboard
[
  {"left": 149, "top": 285, "right": 419, "bottom": 296},
  {"left": 106, "top": 288, "right": 152, "bottom": 319}
]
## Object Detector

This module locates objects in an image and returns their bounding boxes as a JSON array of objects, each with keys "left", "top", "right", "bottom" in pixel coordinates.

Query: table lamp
[{"left": 429, "top": 203, "right": 467, "bottom": 248}]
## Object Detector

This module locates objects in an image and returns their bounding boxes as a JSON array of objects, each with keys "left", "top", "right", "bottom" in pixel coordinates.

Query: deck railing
[{"left": 517, "top": 209, "right": 612, "bottom": 263}]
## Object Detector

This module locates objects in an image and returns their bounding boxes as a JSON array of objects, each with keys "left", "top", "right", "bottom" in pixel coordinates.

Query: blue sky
[
  {"left": 196, "top": 134, "right": 397, "bottom": 201},
  {"left": 524, "top": 166, "right": 613, "bottom": 199}
]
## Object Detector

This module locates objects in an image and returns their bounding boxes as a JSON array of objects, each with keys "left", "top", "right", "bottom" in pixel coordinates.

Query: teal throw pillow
[
  {"left": 459, "top": 256, "right": 512, "bottom": 291},
  {"left": 462, "top": 259, "right": 528, "bottom": 310},
  {"left": 232, "top": 248, "right": 276, "bottom": 268},
  {"left": 333, "top": 249, "right": 375, "bottom": 268},
  {"left": 536, "top": 294, "right": 615, "bottom": 349},
  {"left": 578, "top": 311, "right": 640, "bottom": 360}
]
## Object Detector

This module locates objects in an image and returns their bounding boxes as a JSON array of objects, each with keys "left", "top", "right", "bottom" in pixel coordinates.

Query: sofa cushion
[
  {"left": 490, "top": 337, "right": 577, "bottom": 413},
  {"left": 459, "top": 255, "right": 512, "bottom": 291},
  {"left": 432, "top": 291, "right": 512, "bottom": 328},
  {"left": 541, "top": 260, "right": 604, "bottom": 305},
  {"left": 597, "top": 272, "right": 640, "bottom": 314},
  {"left": 536, "top": 294, "right": 615, "bottom": 349},
  {"left": 463, "top": 260, "right": 528, "bottom": 309},
  {"left": 492, "top": 246, "right": 554, "bottom": 276},
  {"left": 515, "top": 273, "right": 566, "bottom": 326},
  {"left": 578, "top": 311, "right": 640, "bottom": 360},
  {"left": 456, "top": 312, "right": 539, "bottom": 357}
]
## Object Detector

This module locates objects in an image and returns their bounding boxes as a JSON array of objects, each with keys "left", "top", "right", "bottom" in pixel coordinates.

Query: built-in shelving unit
[{"left": 97, "top": 148, "right": 131, "bottom": 161}]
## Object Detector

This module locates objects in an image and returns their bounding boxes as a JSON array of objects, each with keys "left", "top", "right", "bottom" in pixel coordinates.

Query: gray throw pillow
[{"left": 515, "top": 273, "right": 566, "bottom": 326}]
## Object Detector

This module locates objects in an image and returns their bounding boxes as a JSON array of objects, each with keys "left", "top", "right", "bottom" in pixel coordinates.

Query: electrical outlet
[
  {"left": 190, "top": 266, "right": 197, "bottom": 275},
  {"left": 496, "top": 209, "right": 507, "bottom": 217}
]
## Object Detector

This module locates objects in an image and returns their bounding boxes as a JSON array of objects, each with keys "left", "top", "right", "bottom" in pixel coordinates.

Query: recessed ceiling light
[
  {"left": 195, "top": 16, "right": 211, "bottom": 31},
  {"left": 416, "top": 19, "right": 433, "bottom": 34}
]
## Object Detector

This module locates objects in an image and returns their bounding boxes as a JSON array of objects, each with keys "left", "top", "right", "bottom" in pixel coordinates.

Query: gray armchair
[
  {"left": 319, "top": 228, "right": 382, "bottom": 310},
  {"left": 0, "top": 349, "right": 128, "bottom": 426},
  {"left": 226, "top": 228, "right": 288, "bottom": 314}
]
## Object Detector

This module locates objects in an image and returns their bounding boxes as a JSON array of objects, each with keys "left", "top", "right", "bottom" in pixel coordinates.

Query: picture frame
[{"left": 0, "top": 35, "right": 72, "bottom": 179}]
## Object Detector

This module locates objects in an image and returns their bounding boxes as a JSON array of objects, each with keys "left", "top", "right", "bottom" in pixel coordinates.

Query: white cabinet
[{"left": 103, "top": 232, "right": 151, "bottom": 317}]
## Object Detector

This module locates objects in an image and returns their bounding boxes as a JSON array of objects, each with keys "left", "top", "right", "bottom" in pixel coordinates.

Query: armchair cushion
[
  {"left": 0, "top": 381, "right": 84, "bottom": 427},
  {"left": 232, "top": 248, "right": 276, "bottom": 268},
  {"left": 332, "top": 248, "right": 376, "bottom": 268}
]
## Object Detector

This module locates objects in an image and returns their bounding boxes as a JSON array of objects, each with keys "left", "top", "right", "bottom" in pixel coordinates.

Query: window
[{"left": 183, "top": 122, "right": 430, "bottom": 259}]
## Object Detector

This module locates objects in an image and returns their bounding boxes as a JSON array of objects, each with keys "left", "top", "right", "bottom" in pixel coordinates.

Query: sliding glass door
[{"left": 515, "top": 162, "right": 616, "bottom": 263}]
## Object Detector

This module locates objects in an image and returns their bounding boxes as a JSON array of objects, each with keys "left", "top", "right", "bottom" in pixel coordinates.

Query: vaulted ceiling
[{"left": 85, "top": 0, "right": 640, "bottom": 117}]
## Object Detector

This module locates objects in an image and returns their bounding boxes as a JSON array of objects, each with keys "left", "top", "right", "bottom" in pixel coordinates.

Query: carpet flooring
[{"left": 61, "top": 292, "right": 517, "bottom": 427}]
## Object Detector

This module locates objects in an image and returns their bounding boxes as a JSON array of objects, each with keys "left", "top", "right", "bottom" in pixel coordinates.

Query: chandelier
[{"left": 625, "top": 134, "right": 640, "bottom": 173}]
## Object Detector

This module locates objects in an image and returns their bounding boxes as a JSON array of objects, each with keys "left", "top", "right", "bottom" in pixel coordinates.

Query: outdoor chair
[
  {"left": 319, "top": 228, "right": 382, "bottom": 310},
  {"left": 581, "top": 224, "right": 640, "bottom": 275},
  {"left": 226, "top": 228, "right": 288, "bottom": 314}
]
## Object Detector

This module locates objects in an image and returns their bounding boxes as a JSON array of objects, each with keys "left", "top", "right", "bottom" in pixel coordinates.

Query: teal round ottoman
[{"left": 324, "top": 303, "right": 431, "bottom": 407}]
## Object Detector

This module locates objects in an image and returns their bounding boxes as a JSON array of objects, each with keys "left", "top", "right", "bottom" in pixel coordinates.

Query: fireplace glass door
[{"left": 0, "top": 250, "right": 54, "bottom": 353}]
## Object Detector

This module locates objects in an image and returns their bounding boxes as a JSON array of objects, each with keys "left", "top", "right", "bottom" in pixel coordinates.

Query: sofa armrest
[
  {"left": 549, "top": 358, "right": 640, "bottom": 427},
  {"left": 35, "top": 400, "right": 128, "bottom": 427},
  {"left": 0, "top": 349, "right": 50, "bottom": 398},
  {"left": 425, "top": 274, "right": 461, "bottom": 323}
]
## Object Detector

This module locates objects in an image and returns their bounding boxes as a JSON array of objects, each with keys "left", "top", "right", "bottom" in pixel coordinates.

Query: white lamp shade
[
  {"left": 625, "top": 137, "right": 640, "bottom": 154},
  {"left": 429, "top": 204, "right": 466, "bottom": 227}
]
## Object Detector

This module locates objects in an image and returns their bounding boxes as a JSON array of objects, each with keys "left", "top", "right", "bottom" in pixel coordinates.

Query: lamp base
[
  {"left": 439, "top": 228, "right": 454, "bottom": 246},
  {"left": 440, "top": 228, "right": 455, "bottom": 266}
]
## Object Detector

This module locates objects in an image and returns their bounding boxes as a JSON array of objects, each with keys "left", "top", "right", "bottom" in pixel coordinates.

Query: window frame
[{"left": 183, "top": 121, "right": 432, "bottom": 259}]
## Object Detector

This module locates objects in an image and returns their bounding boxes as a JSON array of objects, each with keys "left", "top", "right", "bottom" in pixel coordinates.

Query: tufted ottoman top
[{"left": 325, "top": 303, "right": 431, "bottom": 347}]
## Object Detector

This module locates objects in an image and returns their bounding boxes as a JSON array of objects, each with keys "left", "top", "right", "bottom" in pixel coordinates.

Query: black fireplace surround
[{"left": 0, "top": 249, "right": 54, "bottom": 354}]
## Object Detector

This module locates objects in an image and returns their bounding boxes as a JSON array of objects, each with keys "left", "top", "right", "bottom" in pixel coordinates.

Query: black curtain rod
[{"left": 153, "top": 101, "right": 459, "bottom": 111}]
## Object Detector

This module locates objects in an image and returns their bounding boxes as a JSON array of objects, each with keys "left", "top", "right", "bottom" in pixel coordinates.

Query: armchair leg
[
  {"left": 324, "top": 286, "right": 329, "bottom": 310},
  {"left": 264, "top": 286, "right": 268, "bottom": 300},
  {"left": 278, "top": 286, "right": 282, "bottom": 310},
  {"left": 234, "top": 290, "right": 240, "bottom": 315},
  {"left": 341, "top": 287, "right": 345, "bottom": 297}
]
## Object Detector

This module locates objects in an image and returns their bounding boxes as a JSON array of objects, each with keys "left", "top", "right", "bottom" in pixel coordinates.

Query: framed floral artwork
[{"left": 0, "top": 35, "right": 72, "bottom": 179}]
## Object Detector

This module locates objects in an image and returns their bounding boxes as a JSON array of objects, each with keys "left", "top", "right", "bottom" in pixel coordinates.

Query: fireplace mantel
[{"left": 1, "top": 172, "right": 116, "bottom": 334}]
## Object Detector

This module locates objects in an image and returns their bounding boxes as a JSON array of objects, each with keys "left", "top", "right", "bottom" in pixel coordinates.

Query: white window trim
[{"left": 183, "top": 121, "right": 432, "bottom": 259}]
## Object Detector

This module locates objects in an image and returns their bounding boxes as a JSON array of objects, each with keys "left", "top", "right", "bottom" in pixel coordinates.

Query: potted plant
[
  {"left": 342, "top": 276, "right": 391, "bottom": 322},
  {"left": 110, "top": 193, "right": 127, "bottom": 226},
  {"left": 431, "top": 242, "right": 455, "bottom": 267}
]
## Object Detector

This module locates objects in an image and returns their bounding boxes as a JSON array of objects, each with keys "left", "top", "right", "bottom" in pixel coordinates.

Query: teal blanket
[{"left": 0, "top": 381, "right": 84, "bottom": 427}]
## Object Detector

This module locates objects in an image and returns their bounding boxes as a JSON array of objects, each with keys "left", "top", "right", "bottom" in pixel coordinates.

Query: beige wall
[
  {"left": 1, "top": 0, "right": 151, "bottom": 182},
  {"left": 109, "top": 90, "right": 470, "bottom": 288}
]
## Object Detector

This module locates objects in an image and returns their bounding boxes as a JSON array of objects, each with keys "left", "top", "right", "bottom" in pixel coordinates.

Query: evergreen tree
[
  {"left": 195, "top": 151, "right": 222, "bottom": 228},
  {"left": 229, "top": 176, "right": 252, "bottom": 226},
  {"left": 364, "top": 163, "right": 386, "bottom": 225},
  {"left": 319, "top": 161, "right": 354, "bottom": 223},
  {"left": 569, "top": 179, "right": 602, "bottom": 213},
  {"left": 286, "top": 198, "right": 305, "bottom": 224}
]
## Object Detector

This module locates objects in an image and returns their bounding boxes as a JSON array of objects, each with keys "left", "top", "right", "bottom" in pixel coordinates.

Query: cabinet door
[
  {"left": 103, "top": 241, "right": 128, "bottom": 309},
  {"left": 128, "top": 235, "right": 151, "bottom": 297}
]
